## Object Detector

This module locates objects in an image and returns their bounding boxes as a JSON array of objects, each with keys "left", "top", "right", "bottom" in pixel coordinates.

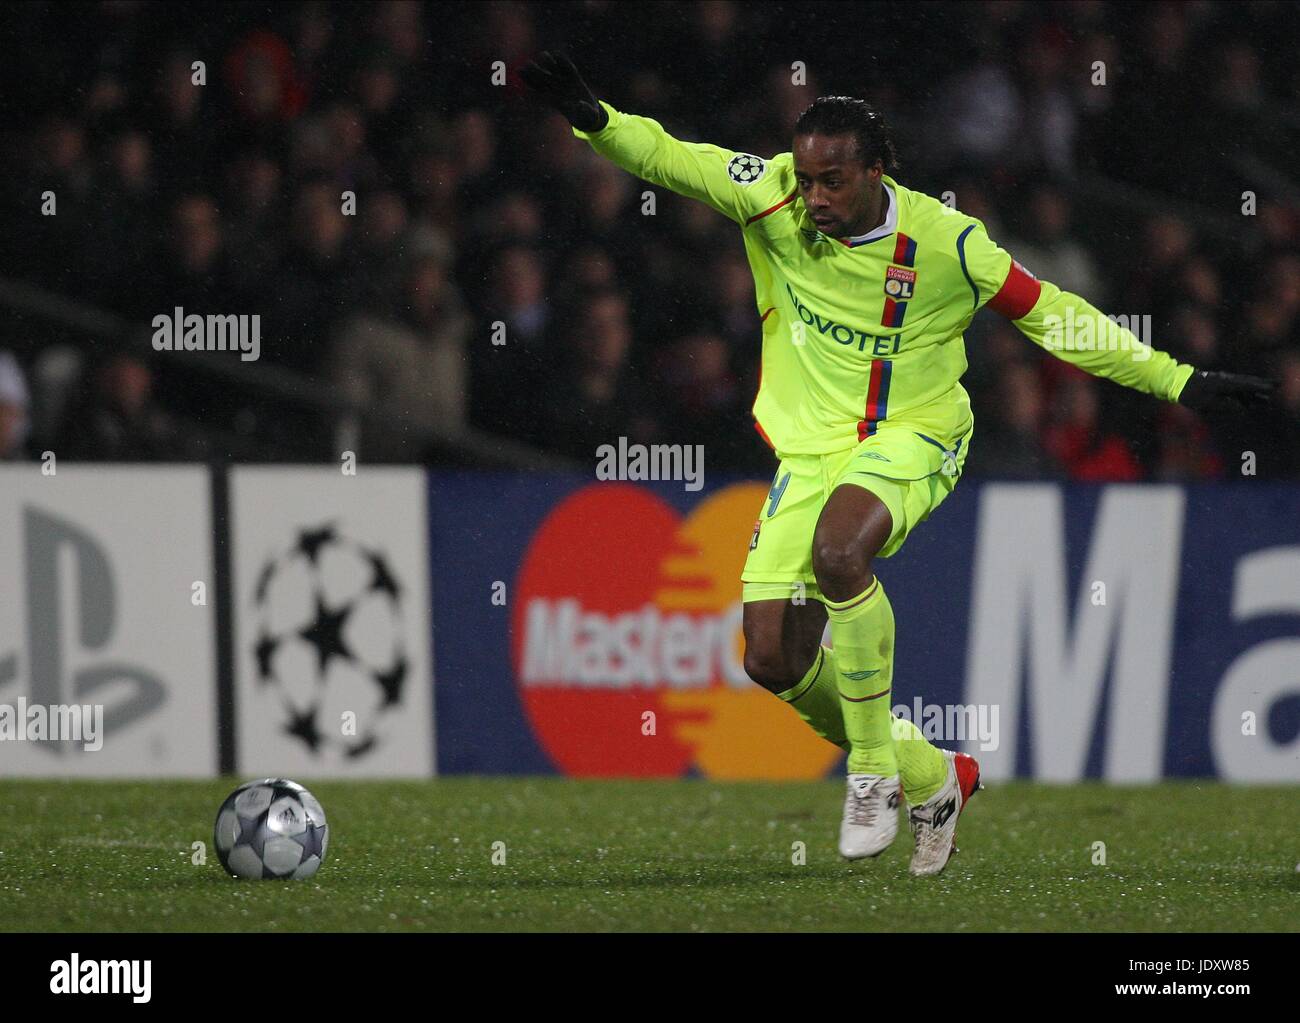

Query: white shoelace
[{"left": 846, "top": 778, "right": 884, "bottom": 828}]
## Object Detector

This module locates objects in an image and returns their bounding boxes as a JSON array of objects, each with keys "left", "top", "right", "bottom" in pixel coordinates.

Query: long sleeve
[
  {"left": 573, "top": 101, "right": 789, "bottom": 226},
  {"left": 1012, "top": 279, "right": 1195, "bottom": 401},
  {"left": 960, "top": 220, "right": 1196, "bottom": 403}
]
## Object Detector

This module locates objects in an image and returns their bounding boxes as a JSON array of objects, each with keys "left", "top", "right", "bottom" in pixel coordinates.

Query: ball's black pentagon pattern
[
  {"left": 213, "top": 779, "right": 329, "bottom": 880},
  {"left": 727, "top": 153, "right": 766, "bottom": 185},
  {"left": 252, "top": 528, "right": 408, "bottom": 759}
]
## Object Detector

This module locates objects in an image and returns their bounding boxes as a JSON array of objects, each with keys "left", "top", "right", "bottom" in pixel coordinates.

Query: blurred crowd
[{"left": 1, "top": 0, "right": 1298, "bottom": 477}]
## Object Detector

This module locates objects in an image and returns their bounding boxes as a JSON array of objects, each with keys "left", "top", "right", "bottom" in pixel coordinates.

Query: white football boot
[
  {"left": 907, "top": 749, "right": 982, "bottom": 877},
  {"left": 838, "top": 773, "right": 901, "bottom": 859}
]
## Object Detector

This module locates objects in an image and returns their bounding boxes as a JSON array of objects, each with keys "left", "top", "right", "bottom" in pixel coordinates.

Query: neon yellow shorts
[{"left": 741, "top": 421, "right": 972, "bottom": 604}]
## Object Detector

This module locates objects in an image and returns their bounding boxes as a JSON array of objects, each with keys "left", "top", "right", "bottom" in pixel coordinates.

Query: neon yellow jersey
[{"left": 576, "top": 102, "right": 1196, "bottom": 456}]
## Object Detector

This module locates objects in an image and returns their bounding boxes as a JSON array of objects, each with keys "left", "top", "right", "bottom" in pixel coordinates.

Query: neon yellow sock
[
  {"left": 826, "top": 578, "right": 898, "bottom": 776},
  {"left": 776, "top": 647, "right": 848, "bottom": 752},
  {"left": 776, "top": 639, "right": 948, "bottom": 799},
  {"left": 891, "top": 713, "right": 948, "bottom": 805}
]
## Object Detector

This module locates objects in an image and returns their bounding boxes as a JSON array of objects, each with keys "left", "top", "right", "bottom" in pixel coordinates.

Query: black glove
[
  {"left": 521, "top": 51, "right": 608, "bottom": 133},
  {"left": 1177, "top": 370, "right": 1276, "bottom": 414}
]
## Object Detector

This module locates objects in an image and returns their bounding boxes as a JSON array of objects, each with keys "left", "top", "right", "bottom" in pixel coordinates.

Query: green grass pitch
[{"left": 1, "top": 779, "right": 1297, "bottom": 932}]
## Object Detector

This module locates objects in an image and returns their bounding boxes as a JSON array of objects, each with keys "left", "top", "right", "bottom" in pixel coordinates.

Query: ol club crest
[{"left": 885, "top": 265, "right": 916, "bottom": 300}]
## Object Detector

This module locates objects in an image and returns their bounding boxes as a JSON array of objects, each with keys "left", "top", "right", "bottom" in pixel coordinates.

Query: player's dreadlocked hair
[{"left": 794, "top": 97, "right": 899, "bottom": 173}]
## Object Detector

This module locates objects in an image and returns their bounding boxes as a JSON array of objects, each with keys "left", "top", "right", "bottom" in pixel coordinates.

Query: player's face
[{"left": 792, "top": 133, "right": 880, "bottom": 238}]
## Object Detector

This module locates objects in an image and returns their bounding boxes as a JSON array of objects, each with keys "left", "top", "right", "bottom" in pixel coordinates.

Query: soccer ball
[{"left": 214, "top": 778, "right": 329, "bottom": 880}]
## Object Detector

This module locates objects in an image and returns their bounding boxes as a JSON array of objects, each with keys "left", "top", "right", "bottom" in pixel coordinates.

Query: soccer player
[{"left": 523, "top": 52, "right": 1274, "bottom": 875}]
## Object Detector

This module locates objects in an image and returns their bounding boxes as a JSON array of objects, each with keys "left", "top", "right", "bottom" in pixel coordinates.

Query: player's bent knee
[
  {"left": 811, "top": 538, "right": 870, "bottom": 592},
  {"left": 742, "top": 646, "right": 799, "bottom": 694}
]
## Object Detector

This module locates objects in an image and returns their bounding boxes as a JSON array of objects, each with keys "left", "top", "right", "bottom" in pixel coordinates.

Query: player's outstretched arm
[
  {"left": 1006, "top": 271, "right": 1275, "bottom": 411},
  {"left": 522, "top": 50, "right": 780, "bottom": 226},
  {"left": 962, "top": 224, "right": 1276, "bottom": 409}
]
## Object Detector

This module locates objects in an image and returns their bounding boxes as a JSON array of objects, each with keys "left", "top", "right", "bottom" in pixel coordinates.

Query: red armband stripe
[{"left": 987, "top": 260, "right": 1042, "bottom": 319}]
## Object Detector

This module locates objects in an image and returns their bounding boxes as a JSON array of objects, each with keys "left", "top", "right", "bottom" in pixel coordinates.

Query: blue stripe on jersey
[
  {"left": 956, "top": 224, "right": 979, "bottom": 309},
  {"left": 883, "top": 300, "right": 907, "bottom": 328}
]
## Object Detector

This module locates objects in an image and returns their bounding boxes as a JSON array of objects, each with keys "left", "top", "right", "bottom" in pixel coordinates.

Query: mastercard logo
[{"left": 511, "top": 482, "right": 844, "bottom": 779}]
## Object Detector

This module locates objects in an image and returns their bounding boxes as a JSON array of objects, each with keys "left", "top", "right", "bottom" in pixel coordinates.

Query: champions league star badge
[{"left": 727, "top": 153, "right": 766, "bottom": 184}]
